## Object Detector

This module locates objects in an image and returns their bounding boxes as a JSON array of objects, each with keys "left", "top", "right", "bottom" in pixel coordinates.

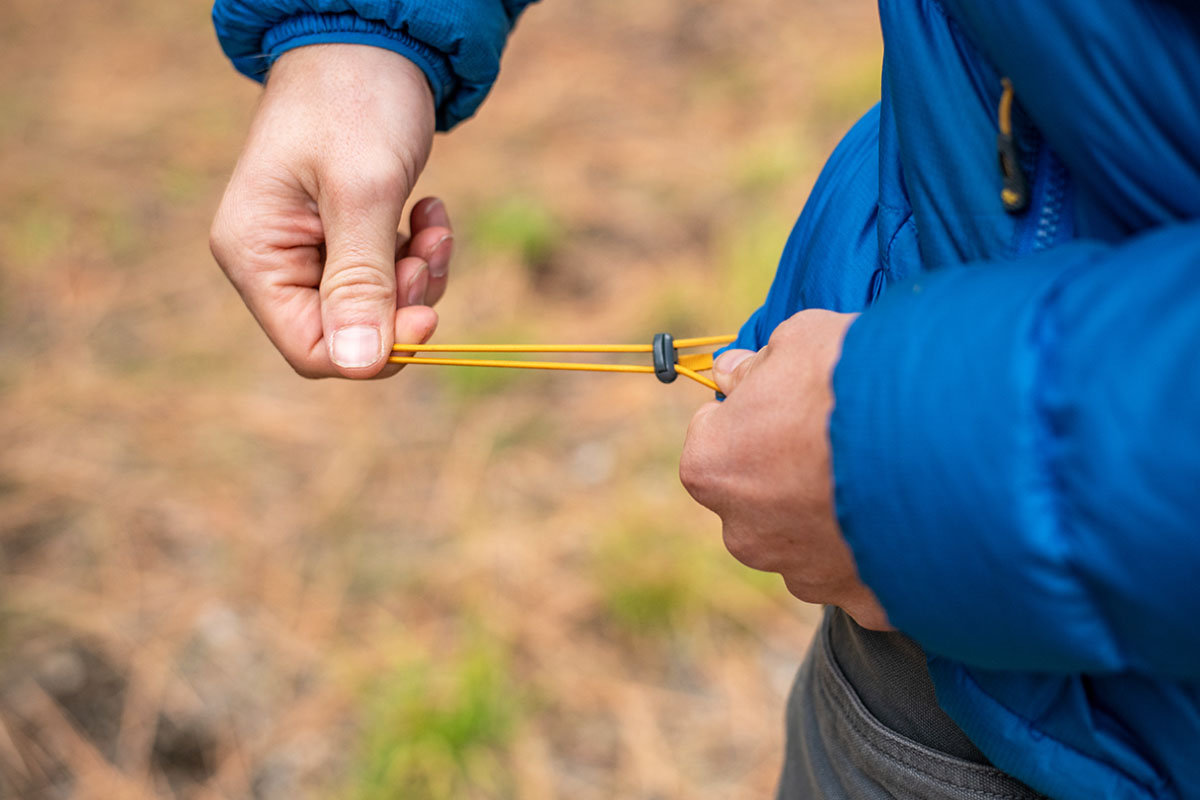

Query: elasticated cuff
[
  {"left": 259, "top": 14, "right": 453, "bottom": 118},
  {"left": 213, "top": 1, "right": 508, "bottom": 131}
]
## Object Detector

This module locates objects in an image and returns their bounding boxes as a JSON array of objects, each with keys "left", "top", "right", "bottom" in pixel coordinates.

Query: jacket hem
[{"left": 928, "top": 659, "right": 1173, "bottom": 800}]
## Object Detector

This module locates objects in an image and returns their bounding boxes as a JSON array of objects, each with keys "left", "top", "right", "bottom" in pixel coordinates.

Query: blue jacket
[{"left": 213, "top": 1, "right": 1200, "bottom": 797}]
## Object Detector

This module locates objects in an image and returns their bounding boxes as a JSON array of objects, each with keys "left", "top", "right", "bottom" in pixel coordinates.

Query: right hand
[{"left": 210, "top": 44, "right": 452, "bottom": 379}]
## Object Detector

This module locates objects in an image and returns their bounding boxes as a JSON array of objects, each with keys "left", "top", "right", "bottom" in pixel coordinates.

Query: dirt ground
[{"left": 0, "top": 1, "right": 881, "bottom": 797}]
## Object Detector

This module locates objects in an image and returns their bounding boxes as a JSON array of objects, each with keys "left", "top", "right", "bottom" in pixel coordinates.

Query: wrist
[
  {"left": 259, "top": 12, "right": 452, "bottom": 109},
  {"left": 257, "top": 43, "right": 435, "bottom": 194},
  {"left": 268, "top": 43, "right": 433, "bottom": 114}
]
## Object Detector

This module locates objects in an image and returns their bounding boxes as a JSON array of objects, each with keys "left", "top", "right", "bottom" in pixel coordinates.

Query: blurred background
[{"left": 0, "top": 1, "right": 881, "bottom": 797}]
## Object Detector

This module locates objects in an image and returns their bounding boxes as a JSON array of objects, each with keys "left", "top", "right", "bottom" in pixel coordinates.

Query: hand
[
  {"left": 210, "top": 44, "right": 453, "bottom": 378},
  {"left": 680, "top": 310, "right": 892, "bottom": 630}
]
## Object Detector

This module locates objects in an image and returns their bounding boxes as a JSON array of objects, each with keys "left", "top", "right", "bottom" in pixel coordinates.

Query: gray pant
[{"left": 776, "top": 612, "right": 1046, "bottom": 800}]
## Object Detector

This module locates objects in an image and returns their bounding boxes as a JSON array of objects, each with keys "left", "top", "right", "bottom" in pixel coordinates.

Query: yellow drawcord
[
  {"left": 387, "top": 334, "right": 735, "bottom": 354},
  {"left": 997, "top": 78, "right": 1029, "bottom": 213},
  {"left": 389, "top": 334, "right": 736, "bottom": 391},
  {"left": 998, "top": 78, "right": 1015, "bottom": 138}
]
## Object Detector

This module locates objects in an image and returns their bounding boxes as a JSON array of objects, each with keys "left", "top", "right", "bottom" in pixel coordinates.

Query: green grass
[
  {"left": 714, "top": 211, "right": 793, "bottom": 321},
  {"left": 638, "top": 207, "right": 793, "bottom": 341},
  {"left": 731, "top": 129, "right": 812, "bottom": 199},
  {"left": 1, "top": 204, "right": 73, "bottom": 271},
  {"left": 97, "top": 202, "right": 145, "bottom": 264},
  {"left": 594, "top": 507, "right": 789, "bottom": 639},
  {"left": 468, "top": 197, "right": 563, "bottom": 270},
  {"left": 0, "top": 88, "right": 36, "bottom": 140},
  {"left": 433, "top": 322, "right": 552, "bottom": 403},
  {"left": 346, "top": 642, "right": 523, "bottom": 800},
  {"left": 640, "top": 282, "right": 710, "bottom": 344},
  {"left": 157, "top": 163, "right": 206, "bottom": 206},
  {"left": 812, "top": 55, "right": 883, "bottom": 126},
  {"left": 594, "top": 518, "right": 709, "bottom": 636},
  {"left": 437, "top": 358, "right": 528, "bottom": 402},
  {"left": 685, "top": 59, "right": 758, "bottom": 110}
]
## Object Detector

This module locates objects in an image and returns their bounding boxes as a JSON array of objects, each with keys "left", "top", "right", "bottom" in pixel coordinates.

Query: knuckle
[
  {"left": 678, "top": 445, "right": 702, "bottom": 493},
  {"left": 721, "top": 523, "right": 759, "bottom": 569},
  {"left": 722, "top": 523, "right": 780, "bottom": 573},
  {"left": 679, "top": 427, "right": 712, "bottom": 495},
  {"left": 290, "top": 361, "right": 324, "bottom": 380},
  {"left": 320, "top": 263, "right": 394, "bottom": 307},
  {"left": 679, "top": 444, "right": 720, "bottom": 507},
  {"left": 769, "top": 319, "right": 798, "bottom": 346},
  {"left": 208, "top": 204, "right": 259, "bottom": 281},
  {"left": 281, "top": 344, "right": 328, "bottom": 380},
  {"left": 781, "top": 575, "right": 818, "bottom": 604},
  {"left": 324, "top": 162, "right": 406, "bottom": 207},
  {"left": 208, "top": 214, "right": 235, "bottom": 266},
  {"left": 772, "top": 309, "right": 832, "bottom": 345},
  {"left": 207, "top": 224, "right": 224, "bottom": 261}
]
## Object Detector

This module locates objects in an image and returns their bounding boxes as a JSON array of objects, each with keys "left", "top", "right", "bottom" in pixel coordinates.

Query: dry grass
[{"left": 0, "top": 0, "right": 881, "bottom": 797}]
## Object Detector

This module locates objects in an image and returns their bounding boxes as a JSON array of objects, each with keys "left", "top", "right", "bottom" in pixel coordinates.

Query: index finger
[{"left": 679, "top": 399, "right": 726, "bottom": 505}]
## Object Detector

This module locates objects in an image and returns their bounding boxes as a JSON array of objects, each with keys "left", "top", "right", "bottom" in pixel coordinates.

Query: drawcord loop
[
  {"left": 997, "top": 78, "right": 1030, "bottom": 213},
  {"left": 390, "top": 83, "right": 1023, "bottom": 390},
  {"left": 389, "top": 334, "right": 736, "bottom": 391}
]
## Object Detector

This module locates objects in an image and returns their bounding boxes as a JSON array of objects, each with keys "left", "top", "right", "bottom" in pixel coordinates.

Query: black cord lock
[{"left": 652, "top": 332, "right": 677, "bottom": 384}]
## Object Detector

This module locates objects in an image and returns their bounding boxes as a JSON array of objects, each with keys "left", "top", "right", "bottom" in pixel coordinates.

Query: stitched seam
[
  {"left": 1016, "top": 274, "right": 1170, "bottom": 800},
  {"left": 954, "top": 666, "right": 1170, "bottom": 798},
  {"left": 1027, "top": 271, "right": 1129, "bottom": 672},
  {"left": 927, "top": 0, "right": 975, "bottom": 51},
  {"left": 817, "top": 623, "right": 1007, "bottom": 777},
  {"left": 877, "top": 199, "right": 913, "bottom": 214},
  {"left": 814, "top": 626, "right": 1044, "bottom": 796},
  {"left": 881, "top": 212, "right": 916, "bottom": 272},
  {"left": 816, "top": 653, "right": 1020, "bottom": 781},
  {"left": 261, "top": 13, "right": 456, "bottom": 90},
  {"left": 815, "top": 665, "right": 1040, "bottom": 800}
]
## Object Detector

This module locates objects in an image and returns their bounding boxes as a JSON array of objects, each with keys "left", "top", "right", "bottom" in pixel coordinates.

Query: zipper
[
  {"left": 1012, "top": 141, "right": 1070, "bottom": 256},
  {"left": 998, "top": 78, "right": 1071, "bottom": 255},
  {"left": 1031, "top": 146, "right": 1068, "bottom": 252}
]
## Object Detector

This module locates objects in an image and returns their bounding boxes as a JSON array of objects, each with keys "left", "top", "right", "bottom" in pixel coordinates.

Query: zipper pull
[{"left": 997, "top": 78, "right": 1029, "bottom": 214}]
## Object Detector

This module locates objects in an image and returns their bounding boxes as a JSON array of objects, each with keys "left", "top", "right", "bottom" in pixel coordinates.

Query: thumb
[
  {"left": 319, "top": 182, "right": 406, "bottom": 377},
  {"left": 712, "top": 348, "right": 758, "bottom": 396}
]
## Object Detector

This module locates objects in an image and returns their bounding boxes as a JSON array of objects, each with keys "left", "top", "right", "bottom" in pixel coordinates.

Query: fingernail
[
  {"left": 330, "top": 325, "right": 382, "bottom": 368},
  {"left": 428, "top": 234, "right": 452, "bottom": 278},
  {"left": 406, "top": 261, "right": 429, "bottom": 306},
  {"left": 714, "top": 350, "right": 752, "bottom": 376},
  {"left": 423, "top": 197, "right": 450, "bottom": 227}
]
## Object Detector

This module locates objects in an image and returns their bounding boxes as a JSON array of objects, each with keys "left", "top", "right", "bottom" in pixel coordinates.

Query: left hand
[
  {"left": 679, "top": 310, "right": 892, "bottom": 630},
  {"left": 209, "top": 45, "right": 445, "bottom": 379}
]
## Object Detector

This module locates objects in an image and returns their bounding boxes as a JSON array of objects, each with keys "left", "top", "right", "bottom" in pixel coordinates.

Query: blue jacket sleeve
[
  {"left": 831, "top": 220, "right": 1200, "bottom": 679},
  {"left": 212, "top": 0, "right": 539, "bottom": 130}
]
